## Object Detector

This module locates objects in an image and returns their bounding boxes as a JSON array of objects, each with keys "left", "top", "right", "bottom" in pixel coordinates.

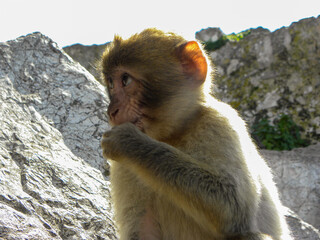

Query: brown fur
[{"left": 100, "top": 28, "right": 291, "bottom": 240}]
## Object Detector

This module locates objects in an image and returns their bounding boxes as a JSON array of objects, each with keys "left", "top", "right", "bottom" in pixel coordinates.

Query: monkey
[{"left": 100, "top": 28, "right": 292, "bottom": 240}]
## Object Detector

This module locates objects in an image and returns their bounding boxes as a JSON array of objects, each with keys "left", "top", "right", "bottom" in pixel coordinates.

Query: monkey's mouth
[
  {"left": 131, "top": 113, "right": 152, "bottom": 132},
  {"left": 131, "top": 116, "right": 144, "bottom": 131},
  {"left": 131, "top": 118, "right": 140, "bottom": 125}
]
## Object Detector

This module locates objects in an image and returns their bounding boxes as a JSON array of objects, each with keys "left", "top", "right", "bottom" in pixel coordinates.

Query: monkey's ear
[{"left": 176, "top": 41, "right": 208, "bottom": 86}]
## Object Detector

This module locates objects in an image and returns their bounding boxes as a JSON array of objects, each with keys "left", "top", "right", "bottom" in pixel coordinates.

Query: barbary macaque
[{"left": 100, "top": 28, "right": 292, "bottom": 240}]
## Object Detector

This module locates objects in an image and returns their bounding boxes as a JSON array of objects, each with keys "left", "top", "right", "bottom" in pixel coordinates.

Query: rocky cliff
[
  {"left": 1, "top": 32, "right": 319, "bottom": 239},
  {"left": 0, "top": 33, "right": 116, "bottom": 239},
  {"left": 262, "top": 143, "right": 320, "bottom": 230},
  {"left": 63, "top": 43, "right": 109, "bottom": 82},
  {"left": 199, "top": 16, "right": 320, "bottom": 146}
]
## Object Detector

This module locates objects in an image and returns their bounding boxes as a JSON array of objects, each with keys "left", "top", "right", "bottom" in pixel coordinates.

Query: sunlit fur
[{"left": 100, "top": 28, "right": 292, "bottom": 240}]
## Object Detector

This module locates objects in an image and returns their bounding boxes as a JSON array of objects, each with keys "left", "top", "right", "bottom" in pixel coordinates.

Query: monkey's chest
[{"left": 110, "top": 163, "right": 215, "bottom": 240}]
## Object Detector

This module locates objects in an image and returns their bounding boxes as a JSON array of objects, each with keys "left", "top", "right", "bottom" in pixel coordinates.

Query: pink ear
[{"left": 177, "top": 41, "right": 208, "bottom": 86}]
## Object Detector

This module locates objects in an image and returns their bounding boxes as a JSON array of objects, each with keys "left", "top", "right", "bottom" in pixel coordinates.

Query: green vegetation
[
  {"left": 203, "top": 30, "right": 251, "bottom": 52},
  {"left": 252, "top": 115, "right": 309, "bottom": 151},
  {"left": 203, "top": 37, "right": 228, "bottom": 52}
]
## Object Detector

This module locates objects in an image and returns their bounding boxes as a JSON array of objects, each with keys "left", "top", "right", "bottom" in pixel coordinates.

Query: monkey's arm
[{"left": 102, "top": 123, "right": 255, "bottom": 235}]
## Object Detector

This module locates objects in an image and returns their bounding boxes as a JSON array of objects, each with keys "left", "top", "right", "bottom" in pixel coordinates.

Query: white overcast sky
[{"left": 1, "top": 0, "right": 319, "bottom": 47}]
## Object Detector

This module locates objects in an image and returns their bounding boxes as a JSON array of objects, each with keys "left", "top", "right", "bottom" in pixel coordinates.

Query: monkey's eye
[
  {"left": 107, "top": 77, "right": 114, "bottom": 89},
  {"left": 121, "top": 73, "right": 133, "bottom": 87}
]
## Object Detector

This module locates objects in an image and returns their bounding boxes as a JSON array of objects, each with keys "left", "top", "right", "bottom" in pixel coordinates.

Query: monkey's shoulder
[
  {"left": 173, "top": 101, "right": 254, "bottom": 164},
  {"left": 187, "top": 100, "right": 247, "bottom": 143}
]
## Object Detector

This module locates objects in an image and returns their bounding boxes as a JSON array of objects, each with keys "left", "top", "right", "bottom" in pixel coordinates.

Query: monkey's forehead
[
  {"left": 101, "top": 30, "right": 187, "bottom": 69},
  {"left": 101, "top": 48, "right": 181, "bottom": 81}
]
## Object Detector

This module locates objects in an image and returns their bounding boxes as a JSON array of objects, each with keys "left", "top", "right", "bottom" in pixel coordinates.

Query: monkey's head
[{"left": 100, "top": 28, "right": 211, "bottom": 140}]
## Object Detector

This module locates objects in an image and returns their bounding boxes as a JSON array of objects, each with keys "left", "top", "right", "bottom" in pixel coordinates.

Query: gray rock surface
[
  {"left": 195, "top": 27, "right": 224, "bottom": 42},
  {"left": 262, "top": 143, "right": 320, "bottom": 230},
  {"left": 63, "top": 43, "right": 109, "bottom": 82},
  {"left": 0, "top": 33, "right": 116, "bottom": 239},
  {"left": 197, "top": 16, "right": 320, "bottom": 144},
  {"left": 0, "top": 32, "right": 110, "bottom": 173},
  {"left": 286, "top": 209, "right": 320, "bottom": 240}
]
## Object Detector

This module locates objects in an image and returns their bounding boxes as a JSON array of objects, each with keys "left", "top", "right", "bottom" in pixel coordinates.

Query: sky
[{"left": 1, "top": 0, "right": 319, "bottom": 47}]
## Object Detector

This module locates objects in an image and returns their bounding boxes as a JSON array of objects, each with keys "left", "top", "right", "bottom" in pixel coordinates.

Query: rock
[
  {"left": 226, "top": 59, "right": 240, "bottom": 75},
  {"left": 0, "top": 33, "right": 116, "bottom": 239},
  {"left": 262, "top": 143, "right": 320, "bottom": 230},
  {"left": 63, "top": 43, "right": 109, "bottom": 82},
  {"left": 286, "top": 209, "right": 320, "bottom": 240},
  {"left": 197, "top": 16, "right": 320, "bottom": 144},
  {"left": 0, "top": 32, "right": 110, "bottom": 173},
  {"left": 195, "top": 27, "right": 224, "bottom": 42},
  {"left": 256, "top": 90, "right": 281, "bottom": 111}
]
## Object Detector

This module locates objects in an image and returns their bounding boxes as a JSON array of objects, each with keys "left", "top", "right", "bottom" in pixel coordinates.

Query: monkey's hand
[{"left": 101, "top": 122, "right": 148, "bottom": 161}]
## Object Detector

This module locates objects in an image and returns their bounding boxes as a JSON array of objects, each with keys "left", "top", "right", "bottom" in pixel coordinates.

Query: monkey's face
[
  {"left": 101, "top": 29, "right": 209, "bottom": 139},
  {"left": 104, "top": 67, "right": 149, "bottom": 132}
]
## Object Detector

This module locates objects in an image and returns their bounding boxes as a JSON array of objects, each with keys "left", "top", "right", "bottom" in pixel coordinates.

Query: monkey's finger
[
  {"left": 102, "top": 145, "right": 120, "bottom": 161},
  {"left": 102, "top": 131, "right": 110, "bottom": 138},
  {"left": 101, "top": 136, "right": 110, "bottom": 148},
  {"left": 102, "top": 148, "right": 109, "bottom": 160}
]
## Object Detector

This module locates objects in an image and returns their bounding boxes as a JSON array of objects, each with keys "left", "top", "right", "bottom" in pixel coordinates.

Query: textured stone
[
  {"left": 63, "top": 43, "right": 109, "bottom": 82},
  {"left": 286, "top": 209, "right": 320, "bottom": 240},
  {"left": 198, "top": 16, "right": 320, "bottom": 143},
  {"left": 257, "top": 90, "right": 281, "bottom": 111},
  {"left": 0, "top": 33, "right": 116, "bottom": 240},
  {"left": 262, "top": 143, "right": 320, "bottom": 230},
  {"left": 195, "top": 27, "right": 224, "bottom": 42},
  {"left": 0, "top": 32, "right": 110, "bottom": 173}
]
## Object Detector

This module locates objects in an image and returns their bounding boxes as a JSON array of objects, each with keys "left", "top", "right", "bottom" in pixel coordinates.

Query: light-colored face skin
[{"left": 105, "top": 67, "right": 146, "bottom": 131}]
